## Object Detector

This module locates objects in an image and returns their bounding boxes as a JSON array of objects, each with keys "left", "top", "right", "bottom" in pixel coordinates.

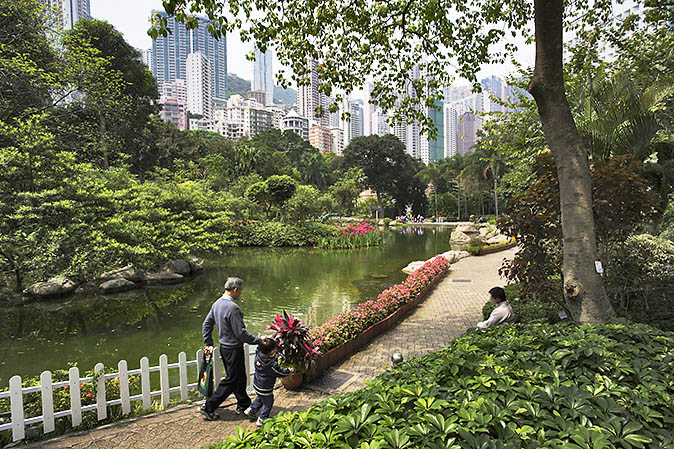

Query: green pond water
[{"left": 0, "top": 226, "right": 453, "bottom": 386}]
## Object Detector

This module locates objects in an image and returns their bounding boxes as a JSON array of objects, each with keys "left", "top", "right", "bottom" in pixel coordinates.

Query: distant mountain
[
  {"left": 274, "top": 86, "right": 297, "bottom": 106},
  {"left": 225, "top": 73, "right": 297, "bottom": 106},
  {"left": 226, "top": 73, "right": 251, "bottom": 97}
]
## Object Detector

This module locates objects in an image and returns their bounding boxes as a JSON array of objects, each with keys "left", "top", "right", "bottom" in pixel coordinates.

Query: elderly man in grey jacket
[{"left": 200, "top": 277, "right": 261, "bottom": 421}]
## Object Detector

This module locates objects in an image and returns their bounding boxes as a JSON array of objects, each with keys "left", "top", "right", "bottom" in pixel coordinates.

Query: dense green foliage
[
  {"left": 605, "top": 234, "right": 674, "bottom": 332},
  {"left": 205, "top": 322, "right": 674, "bottom": 449}
]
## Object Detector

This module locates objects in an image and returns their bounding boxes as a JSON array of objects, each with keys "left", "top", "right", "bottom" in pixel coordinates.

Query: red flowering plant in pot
[{"left": 268, "top": 311, "right": 321, "bottom": 389}]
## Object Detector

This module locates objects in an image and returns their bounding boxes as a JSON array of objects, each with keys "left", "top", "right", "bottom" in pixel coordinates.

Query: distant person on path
[
  {"left": 244, "top": 337, "right": 291, "bottom": 427},
  {"left": 200, "top": 277, "right": 261, "bottom": 421},
  {"left": 465, "top": 287, "right": 513, "bottom": 333}
]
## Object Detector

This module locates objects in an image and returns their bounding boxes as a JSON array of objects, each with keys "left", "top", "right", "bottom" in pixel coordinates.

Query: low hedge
[
  {"left": 231, "top": 221, "right": 337, "bottom": 247},
  {"left": 206, "top": 322, "right": 674, "bottom": 449}
]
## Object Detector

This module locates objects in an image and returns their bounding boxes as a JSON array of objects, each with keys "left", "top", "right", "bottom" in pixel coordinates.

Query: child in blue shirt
[{"left": 244, "top": 337, "right": 290, "bottom": 426}]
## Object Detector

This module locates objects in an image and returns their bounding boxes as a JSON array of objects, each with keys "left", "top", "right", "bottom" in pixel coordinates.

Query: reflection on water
[{"left": 0, "top": 226, "right": 451, "bottom": 385}]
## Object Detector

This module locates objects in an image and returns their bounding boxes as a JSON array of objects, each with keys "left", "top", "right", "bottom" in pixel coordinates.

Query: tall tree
[
  {"left": 63, "top": 20, "right": 158, "bottom": 171},
  {"left": 154, "top": 0, "right": 620, "bottom": 322}
]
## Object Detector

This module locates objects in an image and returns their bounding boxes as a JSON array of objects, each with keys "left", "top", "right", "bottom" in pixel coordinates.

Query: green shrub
[
  {"left": 467, "top": 237, "right": 485, "bottom": 255},
  {"left": 232, "top": 221, "right": 336, "bottom": 247},
  {"left": 606, "top": 234, "right": 674, "bottom": 331},
  {"left": 205, "top": 322, "right": 674, "bottom": 449}
]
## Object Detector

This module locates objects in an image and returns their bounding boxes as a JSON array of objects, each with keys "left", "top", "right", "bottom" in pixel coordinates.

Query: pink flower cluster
[
  {"left": 340, "top": 222, "right": 379, "bottom": 237},
  {"left": 310, "top": 256, "right": 449, "bottom": 352}
]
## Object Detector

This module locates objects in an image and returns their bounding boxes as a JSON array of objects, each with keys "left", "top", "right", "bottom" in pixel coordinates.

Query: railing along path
[{"left": 0, "top": 345, "right": 254, "bottom": 443}]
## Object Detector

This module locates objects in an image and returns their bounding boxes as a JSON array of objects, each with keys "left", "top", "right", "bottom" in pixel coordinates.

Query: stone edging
[{"left": 478, "top": 240, "right": 517, "bottom": 255}]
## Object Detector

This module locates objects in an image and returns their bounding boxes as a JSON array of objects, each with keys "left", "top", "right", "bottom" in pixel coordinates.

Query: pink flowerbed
[
  {"left": 309, "top": 255, "right": 449, "bottom": 352},
  {"left": 340, "top": 222, "right": 378, "bottom": 237}
]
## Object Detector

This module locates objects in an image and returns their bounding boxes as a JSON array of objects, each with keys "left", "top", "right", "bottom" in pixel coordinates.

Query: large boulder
[
  {"left": 388, "top": 220, "right": 397, "bottom": 227},
  {"left": 455, "top": 224, "right": 479, "bottom": 234},
  {"left": 163, "top": 259, "right": 192, "bottom": 276},
  {"left": 28, "top": 276, "right": 77, "bottom": 298},
  {"left": 402, "top": 261, "right": 426, "bottom": 274},
  {"left": 440, "top": 250, "right": 471, "bottom": 263},
  {"left": 486, "top": 234, "right": 511, "bottom": 244},
  {"left": 187, "top": 256, "right": 204, "bottom": 273},
  {"left": 99, "top": 265, "right": 144, "bottom": 283},
  {"left": 99, "top": 278, "right": 138, "bottom": 294},
  {"left": 144, "top": 272, "right": 184, "bottom": 285},
  {"left": 450, "top": 230, "right": 471, "bottom": 242}
]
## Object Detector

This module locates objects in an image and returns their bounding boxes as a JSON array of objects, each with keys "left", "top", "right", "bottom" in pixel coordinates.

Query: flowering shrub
[
  {"left": 317, "top": 222, "right": 383, "bottom": 249},
  {"left": 310, "top": 256, "right": 449, "bottom": 352}
]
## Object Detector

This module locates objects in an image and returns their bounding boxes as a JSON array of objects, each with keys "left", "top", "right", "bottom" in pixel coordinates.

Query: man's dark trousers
[{"left": 204, "top": 346, "right": 250, "bottom": 412}]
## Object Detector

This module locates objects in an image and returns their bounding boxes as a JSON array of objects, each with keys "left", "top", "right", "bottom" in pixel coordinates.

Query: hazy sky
[{"left": 90, "top": 0, "right": 534, "bottom": 89}]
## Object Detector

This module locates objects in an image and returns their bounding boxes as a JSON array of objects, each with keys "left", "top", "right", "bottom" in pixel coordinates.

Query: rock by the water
[
  {"left": 388, "top": 220, "right": 397, "bottom": 227},
  {"left": 163, "top": 259, "right": 192, "bottom": 276},
  {"left": 187, "top": 256, "right": 204, "bottom": 273},
  {"left": 486, "top": 234, "right": 511, "bottom": 244},
  {"left": 402, "top": 261, "right": 425, "bottom": 274},
  {"left": 450, "top": 230, "right": 471, "bottom": 242},
  {"left": 439, "top": 250, "right": 471, "bottom": 263},
  {"left": 28, "top": 276, "right": 77, "bottom": 298},
  {"left": 99, "top": 265, "right": 144, "bottom": 283},
  {"left": 99, "top": 278, "right": 138, "bottom": 294},
  {"left": 455, "top": 224, "right": 479, "bottom": 234},
  {"left": 378, "top": 220, "right": 386, "bottom": 226},
  {"left": 74, "top": 282, "right": 100, "bottom": 295},
  {"left": 145, "top": 272, "right": 184, "bottom": 285}
]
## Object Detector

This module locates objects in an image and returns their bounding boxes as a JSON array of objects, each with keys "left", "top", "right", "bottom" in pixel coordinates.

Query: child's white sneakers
[{"left": 255, "top": 417, "right": 264, "bottom": 427}]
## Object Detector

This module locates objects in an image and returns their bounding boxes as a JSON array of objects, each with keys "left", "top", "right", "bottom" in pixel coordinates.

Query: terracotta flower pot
[{"left": 281, "top": 372, "right": 303, "bottom": 390}]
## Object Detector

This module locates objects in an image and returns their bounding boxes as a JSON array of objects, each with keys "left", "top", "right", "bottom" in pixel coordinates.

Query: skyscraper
[
  {"left": 443, "top": 105, "right": 458, "bottom": 158},
  {"left": 252, "top": 48, "right": 274, "bottom": 106},
  {"left": 297, "top": 58, "right": 330, "bottom": 126},
  {"left": 428, "top": 101, "right": 444, "bottom": 163},
  {"left": 151, "top": 11, "right": 227, "bottom": 103},
  {"left": 187, "top": 52, "right": 213, "bottom": 120},
  {"left": 343, "top": 99, "right": 363, "bottom": 147},
  {"left": 40, "top": 0, "right": 90, "bottom": 30}
]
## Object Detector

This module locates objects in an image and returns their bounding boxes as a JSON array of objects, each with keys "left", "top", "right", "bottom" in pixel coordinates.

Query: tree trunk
[
  {"left": 493, "top": 175, "right": 499, "bottom": 217},
  {"left": 99, "top": 112, "right": 109, "bottom": 170},
  {"left": 376, "top": 191, "right": 384, "bottom": 217},
  {"left": 528, "top": 0, "right": 615, "bottom": 323}
]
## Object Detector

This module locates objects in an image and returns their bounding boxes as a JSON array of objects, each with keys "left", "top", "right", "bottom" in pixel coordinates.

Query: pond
[{"left": 0, "top": 226, "right": 453, "bottom": 386}]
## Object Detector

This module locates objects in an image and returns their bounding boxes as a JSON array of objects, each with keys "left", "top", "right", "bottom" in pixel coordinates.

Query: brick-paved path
[{"left": 24, "top": 248, "right": 517, "bottom": 449}]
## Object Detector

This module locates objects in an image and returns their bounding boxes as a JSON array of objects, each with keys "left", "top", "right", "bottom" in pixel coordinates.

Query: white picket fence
[{"left": 0, "top": 344, "right": 255, "bottom": 443}]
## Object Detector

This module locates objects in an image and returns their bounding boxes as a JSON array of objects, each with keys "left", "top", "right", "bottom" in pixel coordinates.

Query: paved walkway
[{"left": 25, "top": 248, "right": 517, "bottom": 449}]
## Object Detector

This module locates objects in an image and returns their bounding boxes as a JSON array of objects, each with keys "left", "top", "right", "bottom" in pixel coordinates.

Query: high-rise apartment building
[
  {"left": 443, "top": 105, "right": 458, "bottom": 158},
  {"left": 297, "top": 58, "right": 330, "bottom": 126},
  {"left": 428, "top": 101, "right": 444, "bottom": 163},
  {"left": 159, "top": 78, "right": 188, "bottom": 130},
  {"left": 40, "top": 0, "right": 90, "bottom": 30},
  {"left": 330, "top": 127, "right": 345, "bottom": 155},
  {"left": 151, "top": 11, "right": 227, "bottom": 103},
  {"left": 309, "top": 125, "right": 331, "bottom": 154},
  {"left": 343, "top": 99, "right": 364, "bottom": 147},
  {"left": 187, "top": 52, "right": 213, "bottom": 120},
  {"left": 480, "top": 75, "right": 505, "bottom": 113},
  {"left": 247, "top": 90, "right": 266, "bottom": 105},
  {"left": 252, "top": 48, "right": 274, "bottom": 106},
  {"left": 457, "top": 112, "right": 479, "bottom": 155}
]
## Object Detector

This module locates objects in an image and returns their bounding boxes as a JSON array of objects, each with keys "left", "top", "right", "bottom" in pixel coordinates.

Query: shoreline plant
[{"left": 317, "top": 222, "right": 383, "bottom": 249}]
